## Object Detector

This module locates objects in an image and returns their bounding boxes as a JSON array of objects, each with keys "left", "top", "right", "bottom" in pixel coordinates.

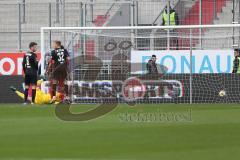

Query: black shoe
[{"left": 10, "top": 86, "right": 16, "bottom": 92}]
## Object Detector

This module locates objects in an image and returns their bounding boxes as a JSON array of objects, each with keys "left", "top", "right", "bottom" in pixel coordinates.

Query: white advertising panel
[{"left": 131, "top": 50, "right": 234, "bottom": 73}]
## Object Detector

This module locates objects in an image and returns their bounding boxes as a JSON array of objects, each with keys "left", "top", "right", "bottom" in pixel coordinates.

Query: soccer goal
[{"left": 40, "top": 24, "right": 240, "bottom": 104}]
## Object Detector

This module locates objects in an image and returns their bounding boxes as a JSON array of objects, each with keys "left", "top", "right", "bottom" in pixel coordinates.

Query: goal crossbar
[
  {"left": 41, "top": 24, "right": 240, "bottom": 31},
  {"left": 40, "top": 24, "right": 240, "bottom": 75}
]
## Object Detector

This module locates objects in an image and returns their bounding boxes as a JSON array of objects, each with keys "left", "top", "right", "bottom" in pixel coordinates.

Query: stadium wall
[
  {"left": 0, "top": 76, "right": 23, "bottom": 103},
  {"left": 1, "top": 74, "right": 239, "bottom": 104},
  {"left": 67, "top": 74, "right": 240, "bottom": 104}
]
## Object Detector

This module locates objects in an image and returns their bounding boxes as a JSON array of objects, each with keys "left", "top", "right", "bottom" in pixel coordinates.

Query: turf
[{"left": 0, "top": 104, "right": 240, "bottom": 160}]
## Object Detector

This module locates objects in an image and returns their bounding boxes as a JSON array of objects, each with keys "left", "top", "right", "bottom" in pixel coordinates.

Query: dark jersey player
[
  {"left": 232, "top": 49, "right": 240, "bottom": 73},
  {"left": 22, "top": 42, "right": 39, "bottom": 104},
  {"left": 147, "top": 55, "right": 158, "bottom": 75},
  {"left": 48, "top": 41, "right": 70, "bottom": 103}
]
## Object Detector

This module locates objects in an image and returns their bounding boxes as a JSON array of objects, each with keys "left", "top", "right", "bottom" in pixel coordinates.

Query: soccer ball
[{"left": 219, "top": 90, "right": 226, "bottom": 97}]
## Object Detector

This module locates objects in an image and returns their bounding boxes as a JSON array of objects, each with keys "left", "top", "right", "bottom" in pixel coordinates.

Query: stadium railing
[{"left": 0, "top": 0, "right": 238, "bottom": 52}]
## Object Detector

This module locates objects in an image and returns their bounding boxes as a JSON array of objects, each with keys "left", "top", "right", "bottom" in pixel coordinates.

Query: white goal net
[{"left": 40, "top": 24, "right": 240, "bottom": 104}]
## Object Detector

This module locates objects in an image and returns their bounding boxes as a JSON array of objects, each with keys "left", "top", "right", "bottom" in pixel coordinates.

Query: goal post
[{"left": 40, "top": 24, "right": 240, "bottom": 104}]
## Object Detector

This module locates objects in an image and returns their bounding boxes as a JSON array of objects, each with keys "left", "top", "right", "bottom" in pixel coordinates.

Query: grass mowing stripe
[{"left": 0, "top": 104, "right": 239, "bottom": 160}]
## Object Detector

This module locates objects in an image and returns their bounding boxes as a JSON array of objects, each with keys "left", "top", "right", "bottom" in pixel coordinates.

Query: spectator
[
  {"left": 161, "top": 6, "right": 179, "bottom": 50},
  {"left": 146, "top": 55, "right": 158, "bottom": 75},
  {"left": 162, "top": 6, "right": 179, "bottom": 26}
]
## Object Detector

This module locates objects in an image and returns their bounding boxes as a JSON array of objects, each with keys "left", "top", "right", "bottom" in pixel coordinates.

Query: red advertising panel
[{"left": 0, "top": 53, "right": 41, "bottom": 76}]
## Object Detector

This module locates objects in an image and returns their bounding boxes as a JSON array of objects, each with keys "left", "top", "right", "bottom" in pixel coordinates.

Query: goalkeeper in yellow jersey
[{"left": 10, "top": 79, "right": 61, "bottom": 105}]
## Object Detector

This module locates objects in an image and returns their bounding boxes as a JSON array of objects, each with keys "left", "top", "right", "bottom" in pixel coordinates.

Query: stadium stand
[
  {"left": 178, "top": 0, "right": 232, "bottom": 49},
  {"left": 0, "top": 0, "right": 238, "bottom": 52},
  {"left": 199, "top": 0, "right": 236, "bottom": 49}
]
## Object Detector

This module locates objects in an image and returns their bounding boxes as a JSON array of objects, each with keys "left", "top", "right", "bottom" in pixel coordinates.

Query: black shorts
[
  {"left": 24, "top": 75, "right": 37, "bottom": 86},
  {"left": 52, "top": 64, "right": 68, "bottom": 81}
]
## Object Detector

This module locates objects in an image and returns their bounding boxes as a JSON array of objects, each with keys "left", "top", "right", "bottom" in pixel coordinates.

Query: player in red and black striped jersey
[{"left": 47, "top": 41, "right": 70, "bottom": 103}]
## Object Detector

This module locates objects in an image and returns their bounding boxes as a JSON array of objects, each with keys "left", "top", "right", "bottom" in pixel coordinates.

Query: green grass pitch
[{"left": 0, "top": 104, "right": 240, "bottom": 160}]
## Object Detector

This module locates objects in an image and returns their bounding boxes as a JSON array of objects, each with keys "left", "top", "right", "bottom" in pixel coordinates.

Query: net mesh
[{"left": 41, "top": 26, "right": 240, "bottom": 104}]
